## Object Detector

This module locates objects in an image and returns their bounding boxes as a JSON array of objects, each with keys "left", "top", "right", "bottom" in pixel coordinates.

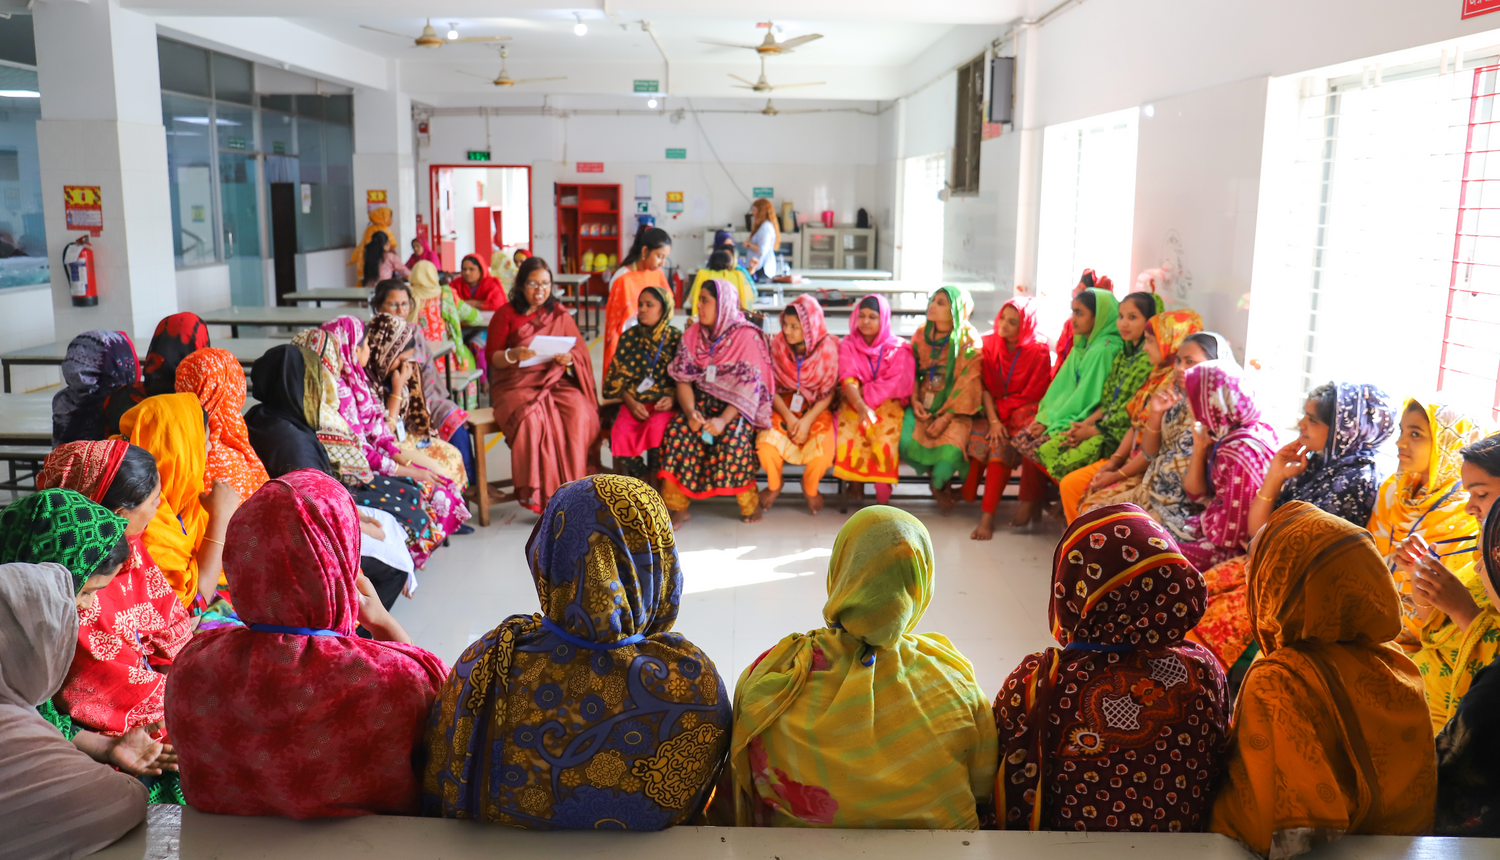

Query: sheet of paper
[{"left": 519, "top": 335, "right": 578, "bottom": 367}]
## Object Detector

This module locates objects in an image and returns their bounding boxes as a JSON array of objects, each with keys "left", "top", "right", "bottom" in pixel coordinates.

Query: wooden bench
[
  {"left": 463, "top": 407, "right": 514, "bottom": 527},
  {"left": 0, "top": 445, "right": 51, "bottom": 495}
]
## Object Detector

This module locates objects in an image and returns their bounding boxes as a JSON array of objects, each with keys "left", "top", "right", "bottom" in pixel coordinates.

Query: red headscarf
[
  {"left": 175, "top": 347, "right": 269, "bottom": 501},
  {"left": 981, "top": 296, "right": 1053, "bottom": 430},
  {"left": 1053, "top": 270, "right": 1112, "bottom": 372},
  {"left": 39, "top": 441, "right": 195, "bottom": 736},
  {"left": 994, "top": 504, "right": 1229, "bottom": 833},
  {"left": 167, "top": 469, "right": 448, "bottom": 819},
  {"left": 769, "top": 294, "right": 840, "bottom": 402},
  {"left": 142, "top": 312, "right": 210, "bottom": 397},
  {"left": 454, "top": 253, "right": 507, "bottom": 310}
]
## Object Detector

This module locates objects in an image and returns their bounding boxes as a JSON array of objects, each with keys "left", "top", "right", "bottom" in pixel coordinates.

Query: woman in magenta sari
[
  {"left": 485, "top": 256, "right": 599, "bottom": 514},
  {"left": 319, "top": 315, "right": 469, "bottom": 565}
]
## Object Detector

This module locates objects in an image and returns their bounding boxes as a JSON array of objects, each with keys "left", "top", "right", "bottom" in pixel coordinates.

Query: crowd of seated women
[{"left": 5, "top": 254, "right": 1500, "bottom": 860}]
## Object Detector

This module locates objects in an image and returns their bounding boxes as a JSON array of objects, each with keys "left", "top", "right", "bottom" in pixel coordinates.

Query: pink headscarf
[
  {"left": 167, "top": 469, "right": 448, "bottom": 819},
  {"left": 667, "top": 279, "right": 774, "bottom": 428},
  {"left": 769, "top": 295, "right": 840, "bottom": 402},
  {"left": 319, "top": 315, "right": 401, "bottom": 472},
  {"left": 836, "top": 293, "right": 914, "bottom": 407}
]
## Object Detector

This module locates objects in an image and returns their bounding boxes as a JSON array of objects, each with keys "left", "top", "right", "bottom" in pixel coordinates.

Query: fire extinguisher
[{"left": 63, "top": 235, "right": 96, "bottom": 307}]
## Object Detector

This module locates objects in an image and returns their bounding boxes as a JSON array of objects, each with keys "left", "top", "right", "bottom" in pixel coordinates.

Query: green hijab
[
  {"left": 0, "top": 489, "right": 127, "bottom": 593},
  {"left": 920, "top": 285, "right": 980, "bottom": 412},
  {"left": 1038, "top": 287, "right": 1124, "bottom": 433}
]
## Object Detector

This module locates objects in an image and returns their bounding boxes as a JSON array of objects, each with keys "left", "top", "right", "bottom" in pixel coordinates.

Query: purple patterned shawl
[
  {"left": 667, "top": 279, "right": 774, "bottom": 428},
  {"left": 52, "top": 330, "right": 140, "bottom": 444}
]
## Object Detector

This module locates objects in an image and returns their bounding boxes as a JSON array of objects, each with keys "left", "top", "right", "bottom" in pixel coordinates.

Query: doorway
[{"left": 428, "top": 165, "right": 533, "bottom": 272}]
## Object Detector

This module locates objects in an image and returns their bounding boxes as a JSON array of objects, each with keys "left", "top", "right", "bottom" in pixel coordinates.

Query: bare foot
[
  {"left": 742, "top": 507, "right": 764, "bottom": 523},
  {"left": 670, "top": 509, "right": 692, "bottom": 529},
  {"left": 805, "top": 493, "right": 823, "bottom": 515},
  {"left": 1046, "top": 501, "right": 1068, "bottom": 523},
  {"left": 932, "top": 485, "right": 957, "bottom": 516},
  {"left": 971, "top": 510, "right": 995, "bottom": 541},
  {"left": 1010, "top": 500, "right": 1040, "bottom": 528},
  {"left": 849, "top": 482, "right": 866, "bottom": 502},
  {"left": 759, "top": 487, "right": 781, "bottom": 511}
]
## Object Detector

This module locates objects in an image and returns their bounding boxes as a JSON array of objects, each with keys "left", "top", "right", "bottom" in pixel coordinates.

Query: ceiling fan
[
  {"left": 700, "top": 21, "right": 822, "bottom": 56},
  {"left": 730, "top": 57, "right": 823, "bottom": 93},
  {"left": 459, "top": 47, "right": 566, "bottom": 88},
  {"left": 759, "top": 99, "right": 820, "bottom": 116},
  {"left": 361, "top": 19, "right": 510, "bottom": 49}
]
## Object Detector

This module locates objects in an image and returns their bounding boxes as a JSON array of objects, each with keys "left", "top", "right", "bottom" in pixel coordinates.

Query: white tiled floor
[{"left": 392, "top": 474, "right": 1064, "bottom": 702}]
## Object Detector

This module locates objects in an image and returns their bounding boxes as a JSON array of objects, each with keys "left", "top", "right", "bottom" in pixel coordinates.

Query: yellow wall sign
[
  {"left": 366, "top": 189, "right": 388, "bottom": 213},
  {"left": 64, "top": 185, "right": 102, "bottom": 236},
  {"left": 665, "top": 192, "right": 683, "bottom": 203}
]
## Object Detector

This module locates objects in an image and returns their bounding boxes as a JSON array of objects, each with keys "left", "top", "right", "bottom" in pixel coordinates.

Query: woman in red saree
[
  {"left": 486, "top": 256, "right": 599, "bottom": 514},
  {"left": 166, "top": 469, "right": 447, "bottom": 819}
]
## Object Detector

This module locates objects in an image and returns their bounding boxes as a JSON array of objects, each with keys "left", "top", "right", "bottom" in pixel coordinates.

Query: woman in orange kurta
[
  {"left": 175, "top": 347, "right": 268, "bottom": 502},
  {"left": 603, "top": 227, "right": 671, "bottom": 375},
  {"left": 1209, "top": 501, "right": 1437, "bottom": 859}
]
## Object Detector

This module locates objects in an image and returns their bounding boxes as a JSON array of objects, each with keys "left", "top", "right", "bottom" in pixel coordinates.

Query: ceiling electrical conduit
[{"left": 641, "top": 20, "right": 671, "bottom": 97}]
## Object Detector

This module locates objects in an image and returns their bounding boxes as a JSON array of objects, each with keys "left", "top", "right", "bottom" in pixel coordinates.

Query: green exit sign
[
  {"left": 665, "top": 148, "right": 686, "bottom": 160},
  {"left": 753, "top": 186, "right": 774, "bottom": 198},
  {"left": 226, "top": 136, "right": 246, "bottom": 151},
  {"left": 634, "top": 79, "right": 660, "bottom": 93},
  {"left": 467, "top": 150, "right": 491, "bottom": 162}
]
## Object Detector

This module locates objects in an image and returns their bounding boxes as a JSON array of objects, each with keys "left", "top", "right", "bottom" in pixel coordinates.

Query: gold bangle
[
  {"left": 203, "top": 536, "right": 225, "bottom": 547},
  {"left": 1255, "top": 492, "right": 1276, "bottom": 503}
]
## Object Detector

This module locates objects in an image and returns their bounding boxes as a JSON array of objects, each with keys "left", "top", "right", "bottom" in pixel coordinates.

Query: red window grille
[{"left": 1444, "top": 64, "right": 1500, "bottom": 422}]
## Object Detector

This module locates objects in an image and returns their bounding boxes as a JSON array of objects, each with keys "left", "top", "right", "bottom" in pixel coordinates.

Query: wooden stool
[{"left": 464, "top": 407, "right": 514, "bottom": 526}]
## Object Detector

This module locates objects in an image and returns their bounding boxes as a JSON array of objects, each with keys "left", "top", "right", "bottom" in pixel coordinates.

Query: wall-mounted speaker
[{"left": 989, "top": 56, "right": 1016, "bottom": 124}]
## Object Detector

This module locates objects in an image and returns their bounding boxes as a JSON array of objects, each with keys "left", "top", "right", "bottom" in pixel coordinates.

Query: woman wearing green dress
[
  {"left": 1032, "top": 291, "right": 1162, "bottom": 482},
  {"left": 899, "top": 285, "right": 983, "bottom": 513}
]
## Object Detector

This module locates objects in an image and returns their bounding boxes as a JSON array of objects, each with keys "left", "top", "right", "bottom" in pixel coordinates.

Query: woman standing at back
[{"left": 745, "top": 198, "right": 780, "bottom": 283}]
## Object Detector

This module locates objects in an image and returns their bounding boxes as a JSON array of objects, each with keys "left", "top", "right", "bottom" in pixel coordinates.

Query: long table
[
  {"left": 0, "top": 392, "right": 53, "bottom": 445},
  {"left": 281, "top": 288, "right": 371, "bottom": 306},
  {"left": 2, "top": 338, "right": 294, "bottom": 392},
  {"left": 787, "top": 268, "right": 893, "bottom": 280},
  {"left": 199, "top": 306, "right": 370, "bottom": 337}
]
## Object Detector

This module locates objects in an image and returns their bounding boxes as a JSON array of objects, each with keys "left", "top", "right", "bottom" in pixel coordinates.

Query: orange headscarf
[
  {"left": 113, "top": 392, "right": 210, "bottom": 607},
  {"left": 1209, "top": 501, "right": 1436, "bottom": 858},
  {"left": 1123, "top": 309, "right": 1202, "bottom": 430},
  {"left": 176, "top": 347, "right": 268, "bottom": 501},
  {"left": 350, "top": 206, "right": 395, "bottom": 283}
]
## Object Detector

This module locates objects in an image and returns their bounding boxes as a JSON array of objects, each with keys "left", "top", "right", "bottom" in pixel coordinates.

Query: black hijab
[{"left": 244, "top": 344, "right": 334, "bottom": 479}]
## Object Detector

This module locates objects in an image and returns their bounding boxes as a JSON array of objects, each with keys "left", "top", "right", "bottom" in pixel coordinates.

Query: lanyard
[
  {"left": 541, "top": 617, "right": 648, "bottom": 650},
  {"left": 867, "top": 351, "right": 882, "bottom": 381},
  {"left": 1000, "top": 352, "right": 1020, "bottom": 396},
  {"left": 1395, "top": 482, "right": 1464, "bottom": 546},
  {"left": 794, "top": 354, "right": 803, "bottom": 394},
  {"left": 646, "top": 333, "right": 666, "bottom": 375},
  {"left": 249, "top": 623, "right": 341, "bottom": 637}
]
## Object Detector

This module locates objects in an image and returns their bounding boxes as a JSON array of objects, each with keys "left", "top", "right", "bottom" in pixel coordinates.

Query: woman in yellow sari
[
  {"left": 112, "top": 393, "right": 241, "bottom": 609},
  {"left": 1374, "top": 399, "right": 1489, "bottom": 730},
  {"left": 1210, "top": 501, "right": 1436, "bottom": 859},
  {"left": 730, "top": 506, "right": 997, "bottom": 828}
]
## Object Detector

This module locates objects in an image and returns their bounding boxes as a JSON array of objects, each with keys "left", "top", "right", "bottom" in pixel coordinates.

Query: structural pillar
[
  {"left": 33, "top": 0, "right": 176, "bottom": 345},
  {"left": 352, "top": 60, "right": 415, "bottom": 280}
]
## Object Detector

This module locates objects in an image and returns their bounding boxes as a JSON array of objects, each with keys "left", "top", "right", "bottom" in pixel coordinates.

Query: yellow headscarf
[
  {"left": 350, "top": 207, "right": 395, "bottom": 283},
  {"left": 730, "top": 506, "right": 998, "bottom": 828},
  {"left": 112, "top": 392, "right": 210, "bottom": 606},
  {"left": 407, "top": 260, "right": 442, "bottom": 326}
]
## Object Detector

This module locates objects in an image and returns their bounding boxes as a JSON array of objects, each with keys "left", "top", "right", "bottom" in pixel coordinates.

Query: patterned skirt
[
  {"left": 657, "top": 393, "right": 758, "bottom": 499},
  {"left": 834, "top": 399, "right": 904, "bottom": 483}
]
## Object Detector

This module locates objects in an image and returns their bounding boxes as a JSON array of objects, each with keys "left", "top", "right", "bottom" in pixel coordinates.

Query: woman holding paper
[{"left": 486, "top": 256, "right": 599, "bottom": 514}]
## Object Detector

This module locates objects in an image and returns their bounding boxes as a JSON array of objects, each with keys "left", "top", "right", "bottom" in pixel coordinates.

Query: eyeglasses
[{"left": 524, "top": 280, "right": 550, "bottom": 289}]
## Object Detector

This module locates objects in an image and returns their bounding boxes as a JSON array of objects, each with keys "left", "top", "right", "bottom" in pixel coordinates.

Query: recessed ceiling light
[
  {"left": 0, "top": 90, "right": 39, "bottom": 98},
  {"left": 447, "top": 22, "right": 459, "bottom": 40},
  {"left": 647, "top": 98, "right": 658, "bottom": 108},
  {"left": 573, "top": 13, "right": 587, "bottom": 36}
]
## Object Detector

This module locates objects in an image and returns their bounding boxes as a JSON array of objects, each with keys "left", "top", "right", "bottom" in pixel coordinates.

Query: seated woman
[
  {"left": 405, "top": 236, "right": 439, "bottom": 271},
  {"left": 51, "top": 329, "right": 140, "bottom": 444},
  {"left": 453, "top": 253, "right": 507, "bottom": 310},
  {"left": 995, "top": 503, "right": 1229, "bottom": 832},
  {"left": 1162, "top": 361, "right": 1276, "bottom": 570},
  {"left": 245, "top": 343, "right": 423, "bottom": 610},
  {"left": 1376, "top": 399, "right": 1487, "bottom": 730},
  {"left": 601, "top": 285, "right": 681, "bottom": 482},
  {"left": 656, "top": 280, "right": 773, "bottom": 527},
  {"left": 363, "top": 312, "right": 471, "bottom": 491},
  {"left": 758, "top": 295, "right": 840, "bottom": 515},
  {"left": 486, "top": 256, "right": 599, "bottom": 515},
  {"left": 167, "top": 469, "right": 447, "bottom": 819},
  {"left": 0, "top": 561, "right": 148, "bottom": 859},
  {"left": 687, "top": 248, "right": 754, "bottom": 319},
  {"left": 1069, "top": 308, "right": 1204, "bottom": 521},
  {"left": 38, "top": 442, "right": 196, "bottom": 804},
  {"left": 398, "top": 261, "right": 486, "bottom": 390},
  {"left": 424, "top": 475, "right": 730, "bottom": 828},
  {"left": 731, "top": 506, "right": 997, "bottom": 828},
  {"left": 1435, "top": 436, "right": 1500, "bottom": 836},
  {"left": 961, "top": 296, "right": 1052, "bottom": 539},
  {"left": 1189, "top": 382, "right": 1396, "bottom": 671},
  {"left": 175, "top": 347, "right": 269, "bottom": 502},
  {"left": 899, "top": 285, "right": 983, "bottom": 514},
  {"left": 321, "top": 315, "right": 469, "bottom": 563},
  {"left": 1051, "top": 269, "right": 1111, "bottom": 368},
  {"left": 113, "top": 392, "right": 240, "bottom": 611},
  {"left": 360, "top": 230, "right": 408, "bottom": 287},
  {"left": 604, "top": 227, "right": 671, "bottom": 374},
  {"left": 833, "top": 294, "right": 914, "bottom": 507},
  {"left": 141, "top": 312, "right": 211, "bottom": 398},
  {"left": 490, "top": 245, "right": 525, "bottom": 286},
  {"left": 1034, "top": 292, "right": 1162, "bottom": 494},
  {"left": 1010, "top": 288, "right": 1123, "bottom": 525},
  {"left": 1209, "top": 502, "right": 1436, "bottom": 859}
]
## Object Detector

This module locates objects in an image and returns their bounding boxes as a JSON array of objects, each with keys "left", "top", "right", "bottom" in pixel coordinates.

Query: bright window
[
  {"left": 1033, "top": 108, "right": 1139, "bottom": 348},
  {"left": 900, "top": 152, "right": 946, "bottom": 284}
]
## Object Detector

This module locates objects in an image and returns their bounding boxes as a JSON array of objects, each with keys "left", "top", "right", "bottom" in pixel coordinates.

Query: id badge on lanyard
[{"left": 789, "top": 355, "right": 804, "bottom": 412}]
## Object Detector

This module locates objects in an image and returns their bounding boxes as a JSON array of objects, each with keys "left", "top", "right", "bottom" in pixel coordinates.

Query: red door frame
[{"left": 427, "top": 163, "right": 535, "bottom": 263}]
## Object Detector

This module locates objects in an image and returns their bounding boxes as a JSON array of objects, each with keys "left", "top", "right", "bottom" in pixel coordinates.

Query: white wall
[
  {"left": 174, "top": 263, "right": 230, "bottom": 315},
  {"left": 297, "top": 247, "right": 356, "bottom": 290},
  {"left": 0, "top": 286, "right": 57, "bottom": 392}
]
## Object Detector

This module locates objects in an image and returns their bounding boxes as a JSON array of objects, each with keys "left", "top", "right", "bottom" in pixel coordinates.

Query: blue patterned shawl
[
  {"left": 1277, "top": 382, "right": 1396, "bottom": 526},
  {"left": 51, "top": 330, "right": 140, "bottom": 445},
  {"left": 422, "top": 474, "right": 731, "bottom": 829}
]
